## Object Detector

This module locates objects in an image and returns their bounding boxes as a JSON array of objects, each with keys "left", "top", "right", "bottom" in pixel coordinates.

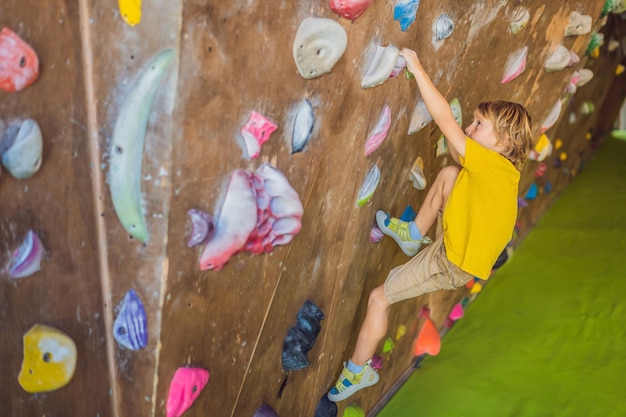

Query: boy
[{"left": 327, "top": 48, "right": 534, "bottom": 402}]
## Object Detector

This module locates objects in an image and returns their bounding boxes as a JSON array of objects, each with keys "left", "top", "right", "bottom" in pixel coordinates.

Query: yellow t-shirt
[{"left": 443, "top": 138, "right": 519, "bottom": 279}]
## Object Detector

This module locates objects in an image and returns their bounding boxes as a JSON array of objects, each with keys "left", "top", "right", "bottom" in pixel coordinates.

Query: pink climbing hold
[
  {"left": 501, "top": 46, "right": 528, "bottom": 84},
  {"left": 166, "top": 367, "right": 210, "bottom": 417},
  {"left": 449, "top": 303, "right": 464, "bottom": 321},
  {"left": 364, "top": 104, "right": 391, "bottom": 156},
  {"left": 240, "top": 111, "right": 278, "bottom": 159},
  {"left": 412, "top": 318, "right": 441, "bottom": 356},
  {"left": 418, "top": 305, "right": 430, "bottom": 319},
  {"left": 370, "top": 354, "right": 383, "bottom": 370},
  {"left": 329, "top": 0, "right": 374, "bottom": 20},
  {"left": 370, "top": 225, "right": 384, "bottom": 243}
]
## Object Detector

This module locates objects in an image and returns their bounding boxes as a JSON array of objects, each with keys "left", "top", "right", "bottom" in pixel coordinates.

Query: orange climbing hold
[{"left": 412, "top": 318, "right": 441, "bottom": 356}]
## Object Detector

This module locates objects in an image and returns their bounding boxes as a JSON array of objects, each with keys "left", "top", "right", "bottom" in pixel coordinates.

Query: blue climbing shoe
[{"left": 327, "top": 359, "right": 379, "bottom": 402}]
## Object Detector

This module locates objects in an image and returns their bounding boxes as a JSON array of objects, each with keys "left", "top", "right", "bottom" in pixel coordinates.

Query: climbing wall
[{"left": 1, "top": 0, "right": 623, "bottom": 416}]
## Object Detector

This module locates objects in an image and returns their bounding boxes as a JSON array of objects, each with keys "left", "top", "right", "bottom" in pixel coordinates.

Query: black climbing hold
[
  {"left": 282, "top": 300, "right": 325, "bottom": 371},
  {"left": 314, "top": 393, "right": 338, "bottom": 417},
  {"left": 493, "top": 248, "right": 509, "bottom": 269}
]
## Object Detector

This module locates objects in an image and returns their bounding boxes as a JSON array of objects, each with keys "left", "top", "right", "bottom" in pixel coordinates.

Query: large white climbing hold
[
  {"left": 109, "top": 49, "right": 175, "bottom": 242},
  {"left": 1, "top": 119, "right": 43, "bottom": 179},
  {"left": 293, "top": 18, "right": 348, "bottom": 79},
  {"left": 361, "top": 44, "right": 399, "bottom": 88},
  {"left": 564, "top": 11, "right": 592, "bottom": 37}
]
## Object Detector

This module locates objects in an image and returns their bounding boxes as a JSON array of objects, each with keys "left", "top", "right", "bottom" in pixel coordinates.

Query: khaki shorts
[{"left": 384, "top": 213, "right": 473, "bottom": 305}]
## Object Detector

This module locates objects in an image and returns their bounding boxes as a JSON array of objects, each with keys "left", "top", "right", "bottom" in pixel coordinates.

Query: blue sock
[
  {"left": 347, "top": 359, "right": 364, "bottom": 374},
  {"left": 409, "top": 221, "right": 422, "bottom": 240}
]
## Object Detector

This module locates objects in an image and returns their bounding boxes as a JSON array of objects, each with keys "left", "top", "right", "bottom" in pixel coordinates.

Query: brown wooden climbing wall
[{"left": 1, "top": 0, "right": 624, "bottom": 416}]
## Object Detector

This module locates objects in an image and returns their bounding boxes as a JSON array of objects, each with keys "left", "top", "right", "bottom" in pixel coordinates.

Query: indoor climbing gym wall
[{"left": 1, "top": 0, "right": 624, "bottom": 416}]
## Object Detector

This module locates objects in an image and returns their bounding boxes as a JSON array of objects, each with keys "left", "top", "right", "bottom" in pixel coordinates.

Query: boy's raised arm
[{"left": 401, "top": 49, "right": 466, "bottom": 162}]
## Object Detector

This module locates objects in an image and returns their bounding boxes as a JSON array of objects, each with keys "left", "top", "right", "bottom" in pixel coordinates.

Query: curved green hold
[
  {"left": 343, "top": 404, "right": 365, "bottom": 417},
  {"left": 611, "top": 130, "right": 626, "bottom": 141},
  {"left": 109, "top": 49, "right": 174, "bottom": 242}
]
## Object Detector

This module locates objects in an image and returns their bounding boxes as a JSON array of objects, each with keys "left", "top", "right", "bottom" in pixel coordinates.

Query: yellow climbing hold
[
  {"left": 470, "top": 282, "right": 483, "bottom": 294},
  {"left": 395, "top": 324, "right": 407, "bottom": 340},
  {"left": 586, "top": 132, "right": 592, "bottom": 140},
  {"left": 18, "top": 324, "right": 77, "bottom": 393},
  {"left": 118, "top": 0, "right": 142, "bottom": 27},
  {"left": 555, "top": 138, "right": 563, "bottom": 149},
  {"left": 590, "top": 46, "right": 600, "bottom": 59},
  {"left": 616, "top": 64, "right": 625, "bottom": 76},
  {"left": 343, "top": 404, "right": 365, "bottom": 417},
  {"left": 560, "top": 152, "right": 568, "bottom": 161}
]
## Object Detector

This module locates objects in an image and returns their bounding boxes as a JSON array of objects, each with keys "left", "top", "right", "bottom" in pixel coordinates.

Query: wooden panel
[{"left": 0, "top": 1, "right": 112, "bottom": 415}]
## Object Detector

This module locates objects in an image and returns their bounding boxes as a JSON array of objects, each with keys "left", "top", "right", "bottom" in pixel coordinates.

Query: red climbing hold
[
  {"left": 0, "top": 27, "right": 39, "bottom": 92},
  {"left": 412, "top": 318, "right": 441, "bottom": 356}
]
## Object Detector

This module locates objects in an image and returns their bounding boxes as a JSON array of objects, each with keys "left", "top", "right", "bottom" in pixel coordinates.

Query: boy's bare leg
[
  {"left": 351, "top": 165, "right": 460, "bottom": 366},
  {"left": 414, "top": 165, "right": 460, "bottom": 236}
]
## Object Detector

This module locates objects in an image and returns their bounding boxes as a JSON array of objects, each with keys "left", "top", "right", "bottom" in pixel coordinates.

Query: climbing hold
[
  {"left": 166, "top": 367, "right": 210, "bottom": 417},
  {"left": 186, "top": 209, "right": 215, "bottom": 248},
  {"left": 395, "top": 324, "right": 407, "bottom": 340},
  {"left": 493, "top": 247, "right": 509, "bottom": 269},
  {"left": 394, "top": 0, "right": 421, "bottom": 32},
  {"left": 540, "top": 99, "right": 562, "bottom": 133},
  {"left": 370, "top": 355, "right": 383, "bottom": 370},
  {"left": 436, "top": 136, "right": 448, "bottom": 157},
  {"left": 525, "top": 183, "right": 538, "bottom": 200},
  {"left": 109, "top": 49, "right": 174, "bottom": 243},
  {"left": 244, "top": 164, "right": 304, "bottom": 254},
  {"left": 282, "top": 300, "right": 325, "bottom": 371},
  {"left": 418, "top": 305, "right": 430, "bottom": 319},
  {"left": 581, "top": 101, "right": 595, "bottom": 115},
  {"left": 356, "top": 164, "right": 381, "bottom": 207},
  {"left": 253, "top": 404, "right": 279, "bottom": 417},
  {"left": 559, "top": 152, "right": 568, "bottom": 161},
  {"left": 448, "top": 303, "right": 464, "bottom": 321},
  {"left": 409, "top": 156, "right": 426, "bottom": 190},
  {"left": 585, "top": 32, "right": 604, "bottom": 56},
  {"left": 292, "top": 99, "right": 315, "bottom": 154},
  {"left": 554, "top": 138, "right": 563, "bottom": 149},
  {"left": 433, "top": 13, "right": 454, "bottom": 41},
  {"left": 470, "top": 282, "right": 483, "bottom": 294},
  {"left": 412, "top": 318, "right": 440, "bottom": 356},
  {"left": 501, "top": 46, "right": 528, "bottom": 84},
  {"left": 507, "top": 7, "right": 530, "bottom": 35},
  {"left": 343, "top": 404, "right": 365, "bottom": 417},
  {"left": 382, "top": 337, "right": 395, "bottom": 353},
  {"left": 7, "top": 229, "right": 44, "bottom": 279},
  {"left": 544, "top": 45, "right": 574, "bottom": 72},
  {"left": 329, "top": 0, "right": 373, "bottom": 20},
  {"left": 293, "top": 18, "right": 348, "bottom": 80},
  {"left": 460, "top": 297, "right": 470, "bottom": 307},
  {"left": 365, "top": 105, "right": 391, "bottom": 156},
  {"left": 400, "top": 205, "right": 417, "bottom": 222},
  {"left": 0, "top": 27, "right": 39, "bottom": 92},
  {"left": 544, "top": 181, "right": 553, "bottom": 194},
  {"left": 465, "top": 279, "right": 475, "bottom": 289},
  {"left": 370, "top": 225, "right": 384, "bottom": 243},
  {"left": 18, "top": 324, "right": 77, "bottom": 393},
  {"left": 408, "top": 100, "right": 433, "bottom": 135},
  {"left": 535, "top": 162, "right": 547, "bottom": 178},
  {"left": 0, "top": 119, "right": 43, "bottom": 179},
  {"left": 602, "top": 0, "right": 620, "bottom": 16},
  {"left": 564, "top": 11, "right": 592, "bottom": 37},
  {"left": 240, "top": 111, "right": 278, "bottom": 159},
  {"left": 113, "top": 289, "right": 148, "bottom": 350},
  {"left": 616, "top": 64, "right": 625, "bottom": 76},
  {"left": 361, "top": 44, "right": 400, "bottom": 88},
  {"left": 529, "top": 134, "right": 553, "bottom": 162},
  {"left": 118, "top": 0, "right": 141, "bottom": 26},
  {"left": 389, "top": 56, "right": 407, "bottom": 79},
  {"left": 199, "top": 165, "right": 304, "bottom": 270},
  {"left": 198, "top": 170, "right": 257, "bottom": 271},
  {"left": 612, "top": 0, "right": 626, "bottom": 13},
  {"left": 608, "top": 39, "right": 621, "bottom": 53},
  {"left": 449, "top": 98, "right": 462, "bottom": 126},
  {"left": 518, "top": 196, "right": 528, "bottom": 208},
  {"left": 315, "top": 393, "right": 338, "bottom": 417},
  {"left": 574, "top": 69, "right": 593, "bottom": 88}
]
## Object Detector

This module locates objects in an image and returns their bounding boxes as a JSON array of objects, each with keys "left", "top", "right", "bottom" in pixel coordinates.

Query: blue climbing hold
[
  {"left": 393, "top": 0, "right": 421, "bottom": 31},
  {"left": 525, "top": 183, "right": 538, "bottom": 200}
]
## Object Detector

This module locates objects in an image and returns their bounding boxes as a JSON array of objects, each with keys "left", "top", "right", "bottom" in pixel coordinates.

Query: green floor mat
[{"left": 378, "top": 138, "right": 626, "bottom": 417}]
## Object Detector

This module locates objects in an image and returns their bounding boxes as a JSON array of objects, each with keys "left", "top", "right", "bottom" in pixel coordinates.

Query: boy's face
[{"left": 465, "top": 111, "right": 505, "bottom": 153}]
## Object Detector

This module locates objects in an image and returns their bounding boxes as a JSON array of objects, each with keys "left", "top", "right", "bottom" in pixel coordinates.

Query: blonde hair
[{"left": 477, "top": 101, "right": 533, "bottom": 170}]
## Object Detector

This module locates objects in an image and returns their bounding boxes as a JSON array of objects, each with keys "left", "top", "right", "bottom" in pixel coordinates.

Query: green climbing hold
[
  {"left": 343, "top": 404, "right": 365, "bottom": 417},
  {"left": 383, "top": 337, "right": 395, "bottom": 353}
]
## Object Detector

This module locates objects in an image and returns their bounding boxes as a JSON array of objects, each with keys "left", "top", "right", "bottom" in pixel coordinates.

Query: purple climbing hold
[
  {"left": 253, "top": 404, "right": 279, "bottom": 417},
  {"left": 315, "top": 393, "right": 338, "bottom": 417},
  {"left": 370, "top": 354, "right": 383, "bottom": 370},
  {"left": 7, "top": 229, "right": 44, "bottom": 279},
  {"left": 113, "top": 289, "right": 148, "bottom": 350},
  {"left": 186, "top": 209, "right": 215, "bottom": 248}
]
